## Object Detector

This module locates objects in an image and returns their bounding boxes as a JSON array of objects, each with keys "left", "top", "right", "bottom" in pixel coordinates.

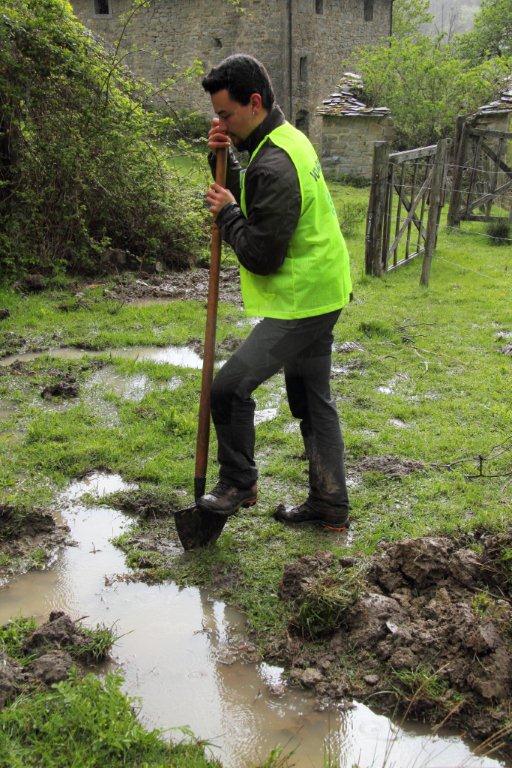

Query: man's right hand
[{"left": 208, "top": 118, "right": 231, "bottom": 151}]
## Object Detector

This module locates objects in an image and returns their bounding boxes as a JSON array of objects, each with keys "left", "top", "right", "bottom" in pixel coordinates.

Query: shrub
[
  {"left": 337, "top": 200, "right": 367, "bottom": 237},
  {"left": 0, "top": 0, "right": 209, "bottom": 279},
  {"left": 486, "top": 218, "right": 511, "bottom": 246}
]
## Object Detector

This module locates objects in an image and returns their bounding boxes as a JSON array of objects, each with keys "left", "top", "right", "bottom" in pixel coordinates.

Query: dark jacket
[{"left": 209, "top": 105, "right": 301, "bottom": 276}]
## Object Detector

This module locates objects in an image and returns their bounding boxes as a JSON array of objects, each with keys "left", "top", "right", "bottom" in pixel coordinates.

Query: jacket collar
[{"left": 238, "top": 104, "right": 286, "bottom": 156}]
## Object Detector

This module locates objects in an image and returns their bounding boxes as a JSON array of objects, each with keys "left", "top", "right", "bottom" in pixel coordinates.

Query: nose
[{"left": 218, "top": 117, "right": 228, "bottom": 132}]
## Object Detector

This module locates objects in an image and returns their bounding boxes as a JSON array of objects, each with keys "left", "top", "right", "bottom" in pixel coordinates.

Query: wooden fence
[
  {"left": 447, "top": 118, "right": 512, "bottom": 228},
  {"left": 365, "top": 139, "right": 448, "bottom": 284}
]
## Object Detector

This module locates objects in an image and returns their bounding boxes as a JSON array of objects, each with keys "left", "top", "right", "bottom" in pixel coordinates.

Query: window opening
[
  {"left": 295, "top": 109, "right": 309, "bottom": 135},
  {"left": 315, "top": 0, "right": 324, "bottom": 14},
  {"left": 299, "top": 56, "right": 308, "bottom": 83},
  {"left": 94, "top": 0, "right": 110, "bottom": 15},
  {"left": 364, "top": 0, "right": 374, "bottom": 21}
]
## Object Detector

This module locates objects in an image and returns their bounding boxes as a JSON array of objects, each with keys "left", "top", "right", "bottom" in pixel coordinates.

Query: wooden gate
[
  {"left": 365, "top": 140, "right": 448, "bottom": 280},
  {"left": 447, "top": 119, "right": 512, "bottom": 227}
]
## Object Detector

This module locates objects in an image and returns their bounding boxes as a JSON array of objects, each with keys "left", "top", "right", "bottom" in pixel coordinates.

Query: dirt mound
[
  {"left": 356, "top": 455, "right": 425, "bottom": 477},
  {"left": 0, "top": 612, "right": 114, "bottom": 708},
  {"left": 279, "top": 531, "right": 512, "bottom": 747}
]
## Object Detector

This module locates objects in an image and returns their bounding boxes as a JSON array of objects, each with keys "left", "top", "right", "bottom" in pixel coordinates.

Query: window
[
  {"left": 213, "top": 37, "right": 223, "bottom": 48},
  {"left": 299, "top": 56, "right": 308, "bottom": 83},
  {"left": 315, "top": 0, "right": 324, "bottom": 13},
  {"left": 94, "top": 0, "right": 110, "bottom": 15},
  {"left": 364, "top": 0, "right": 374, "bottom": 21}
]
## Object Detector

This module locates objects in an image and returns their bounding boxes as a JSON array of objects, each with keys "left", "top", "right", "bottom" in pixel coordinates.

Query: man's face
[{"left": 211, "top": 89, "right": 257, "bottom": 147}]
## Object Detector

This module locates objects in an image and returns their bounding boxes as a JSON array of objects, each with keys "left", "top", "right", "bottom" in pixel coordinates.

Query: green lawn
[{"left": 0, "top": 181, "right": 511, "bottom": 633}]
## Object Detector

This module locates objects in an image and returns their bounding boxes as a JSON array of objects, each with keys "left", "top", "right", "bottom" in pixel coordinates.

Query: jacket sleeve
[
  {"left": 208, "top": 147, "right": 242, "bottom": 203},
  {"left": 215, "top": 148, "right": 301, "bottom": 276}
]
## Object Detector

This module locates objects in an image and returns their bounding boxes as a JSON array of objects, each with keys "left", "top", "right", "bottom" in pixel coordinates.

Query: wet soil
[
  {"left": 0, "top": 611, "right": 111, "bottom": 707},
  {"left": 274, "top": 533, "right": 512, "bottom": 751},
  {"left": 0, "top": 504, "right": 71, "bottom": 585},
  {"left": 107, "top": 266, "right": 242, "bottom": 306}
]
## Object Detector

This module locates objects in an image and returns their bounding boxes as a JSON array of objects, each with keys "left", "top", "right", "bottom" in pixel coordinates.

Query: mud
[
  {"left": 0, "top": 310, "right": 10, "bottom": 321},
  {"left": 0, "top": 611, "right": 112, "bottom": 708},
  {"left": 107, "top": 266, "right": 242, "bottom": 306},
  {"left": 275, "top": 532, "right": 512, "bottom": 751},
  {"left": 501, "top": 344, "right": 512, "bottom": 356},
  {"left": 355, "top": 454, "right": 425, "bottom": 477},
  {"left": 41, "top": 372, "right": 79, "bottom": 399},
  {"left": 0, "top": 505, "right": 71, "bottom": 584}
]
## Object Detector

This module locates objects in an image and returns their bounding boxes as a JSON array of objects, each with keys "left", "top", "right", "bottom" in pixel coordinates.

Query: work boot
[
  {"left": 198, "top": 480, "right": 257, "bottom": 517},
  {"left": 274, "top": 501, "right": 349, "bottom": 531}
]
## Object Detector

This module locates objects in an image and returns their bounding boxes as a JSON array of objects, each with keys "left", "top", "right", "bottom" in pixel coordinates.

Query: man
[{"left": 198, "top": 54, "right": 352, "bottom": 531}]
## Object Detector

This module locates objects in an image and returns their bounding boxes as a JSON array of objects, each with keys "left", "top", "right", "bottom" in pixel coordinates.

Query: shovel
[{"left": 174, "top": 147, "right": 228, "bottom": 550}]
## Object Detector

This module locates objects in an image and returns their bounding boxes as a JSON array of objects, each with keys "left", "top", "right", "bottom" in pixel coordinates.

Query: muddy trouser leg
[
  {"left": 210, "top": 309, "right": 344, "bottom": 491},
  {"left": 284, "top": 332, "right": 349, "bottom": 515}
]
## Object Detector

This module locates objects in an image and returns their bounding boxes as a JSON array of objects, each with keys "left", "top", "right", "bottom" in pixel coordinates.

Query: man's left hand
[{"left": 206, "top": 183, "right": 236, "bottom": 217}]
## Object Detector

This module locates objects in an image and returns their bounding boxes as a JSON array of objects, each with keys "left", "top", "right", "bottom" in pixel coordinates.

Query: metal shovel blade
[{"left": 174, "top": 504, "right": 226, "bottom": 550}]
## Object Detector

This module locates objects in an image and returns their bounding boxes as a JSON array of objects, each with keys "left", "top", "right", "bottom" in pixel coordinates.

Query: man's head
[{"left": 202, "top": 54, "right": 275, "bottom": 146}]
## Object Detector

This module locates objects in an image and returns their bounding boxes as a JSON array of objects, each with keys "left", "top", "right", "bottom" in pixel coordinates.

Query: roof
[
  {"left": 316, "top": 72, "right": 391, "bottom": 118},
  {"left": 477, "top": 78, "right": 512, "bottom": 115}
]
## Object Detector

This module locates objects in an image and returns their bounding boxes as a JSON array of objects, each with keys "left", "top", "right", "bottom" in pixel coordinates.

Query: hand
[
  {"left": 208, "top": 118, "right": 231, "bottom": 151},
  {"left": 206, "top": 182, "right": 236, "bottom": 217}
]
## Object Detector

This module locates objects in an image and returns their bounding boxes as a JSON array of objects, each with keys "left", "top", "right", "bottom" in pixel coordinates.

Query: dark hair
[{"left": 202, "top": 54, "right": 275, "bottom": 109}]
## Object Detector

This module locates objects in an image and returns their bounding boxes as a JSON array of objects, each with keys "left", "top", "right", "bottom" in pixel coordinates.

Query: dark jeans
[{"left": 210, "top": 309, "right": 349, "bottom": 513}]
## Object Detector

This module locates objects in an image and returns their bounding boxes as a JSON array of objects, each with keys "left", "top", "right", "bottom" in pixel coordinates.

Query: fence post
[
  {"left": 365, "top": 141, "right": 390, "bottom": 276},
  {"left": 447, "top": 115, "right": 466, "bottom": 227},
  {"left": 420, "top": 138, "right": 448, "bottom": 287}
]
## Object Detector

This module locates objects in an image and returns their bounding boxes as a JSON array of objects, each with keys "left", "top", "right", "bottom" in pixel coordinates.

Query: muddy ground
[
  {"left": 0, "top": 503, "right": 72, "bottom": 585},
  {"left": 0, "top": 612, "right": 113, "bottom": 708},
  {"left": 105, "top": 489, "right": 512, "bottom": 754},
  {"left": 107, "top": 266, "right": 242, "bottom": 307}
]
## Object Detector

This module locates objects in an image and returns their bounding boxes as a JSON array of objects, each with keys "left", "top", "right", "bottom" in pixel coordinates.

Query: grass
[
  {"left": 0, "top": 181, "right": 511, "bottom": 641},
  {"left": 0, "top": 174, "right": 511, "bottom": 763},
  {"left": 0, "top": 672, "right": 221, "bottom": 768}
]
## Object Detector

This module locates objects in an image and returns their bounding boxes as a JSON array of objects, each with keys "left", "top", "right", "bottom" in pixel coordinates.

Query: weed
[
  {"left": 337, "top": 200, "right": 367, "bottom": 237},
  {"left": 291, "top": 565, "right": 364, "bottom": 640},
  {"left": 72, "top": 625, "right": 116, "bottom": 663},
  {"left": 0, "top": 616, "right": 37, "bottom": 663},
  {"left": 29, "top": 547, "right": 47, "bottom": 568},
  {"left": 0, "top": 552, "right": 12, "bottom": 567},
  {"left": 486, "top": 218, "right": 511, "bottom": 246}
]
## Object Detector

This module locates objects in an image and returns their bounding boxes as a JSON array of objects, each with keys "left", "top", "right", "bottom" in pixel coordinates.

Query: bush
[
  {"left": 0, "top": 0, "right": 209, "bottom": 279},
  {"left": 337, "top": 200, "right": 367, "bottom": 237},
  {"left": 486, "top": 218, "right": 511, "bottom": 246}
]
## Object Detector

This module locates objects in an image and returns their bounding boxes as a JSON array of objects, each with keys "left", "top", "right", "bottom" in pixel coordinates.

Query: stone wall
[
  {"left": 320, "top": 114, "right": 395, "bottom": 181},
  {"left": 70, "top": 0, "right": 392, "bottom": 150}
]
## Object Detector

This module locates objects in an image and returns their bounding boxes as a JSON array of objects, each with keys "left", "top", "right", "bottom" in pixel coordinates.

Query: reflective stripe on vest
[{"left": 240, "top": 121, "right": 352, "bottom": 319}]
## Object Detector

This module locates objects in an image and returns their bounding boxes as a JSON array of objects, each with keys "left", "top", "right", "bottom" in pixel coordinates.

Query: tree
[
  {"left": 354, "top": 36, "right": 511, "bottom": 148},
  {"left": 392, "top": 0, "right": 433, "bottom": 39},
  {"left": 457, "top": 0, "right": 512, "bottom": 63}
]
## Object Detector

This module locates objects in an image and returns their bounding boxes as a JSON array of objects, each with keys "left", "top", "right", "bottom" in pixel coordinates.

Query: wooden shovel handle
[{"left": 194, "top": 147, "right": 228, "bottom": 500}]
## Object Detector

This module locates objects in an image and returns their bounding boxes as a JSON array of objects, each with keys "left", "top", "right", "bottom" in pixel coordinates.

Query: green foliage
[
  {"left": 0, "top": 616, "right": 37, "bottom": 663},
  {"left": 291, "top": 565, "right": 364, "bottom": 640},
  {"left": 393, "top": 665, "right": 452, "bottom": 706},
  {"left": 354, "top": 34, "right": 511, "bottom": 148},
  {"left": 72, "top": 625, "right": 115, "bottom": 663},
  {"left": 337, "top": 200, "right": 367, "bottom": 237},
  {"left": 0, "top": 0, "right": 208, "bottom": 279},
  {"left": 486, "top": 218, "right": 511, "bottom": 246},
  {"left": 0, "top": 672, "right": 221, "bottom": 767},
  {"left": 457, "top": 0, "right": 512, "bottom": 63},
  {"left": 392, "top": 0, "right": 433, "bottom": 39}
]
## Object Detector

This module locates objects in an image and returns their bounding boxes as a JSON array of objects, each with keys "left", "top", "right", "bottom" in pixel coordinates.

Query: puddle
[
  {"left": 0, "top": 345, "right": 204, "bottom": 370},
  {"left": 377, "top": 373, "right": 410, "bottom": 395},
  {"left": 0, "top": 471, "right": 509, "bottom": 768}
]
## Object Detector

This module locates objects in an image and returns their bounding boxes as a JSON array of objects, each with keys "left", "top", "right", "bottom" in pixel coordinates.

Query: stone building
[
  {"left": 318, "top": 72, "right": 394, "bottom": 181},
  {"left": 71, "top": 0, "right": 393, "bottom": 147}
]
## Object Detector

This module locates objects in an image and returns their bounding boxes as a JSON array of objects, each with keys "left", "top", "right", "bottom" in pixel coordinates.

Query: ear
[{"left": 250, "top": 93, "right": 263, "bottom": 112}]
